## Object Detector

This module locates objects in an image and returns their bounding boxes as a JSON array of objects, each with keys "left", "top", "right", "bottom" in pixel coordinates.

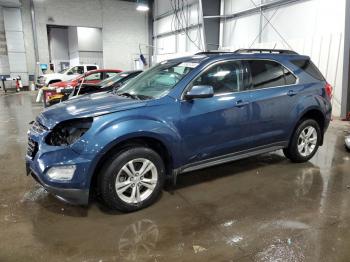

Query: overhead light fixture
[{"left": 136, "top": 0, "right": 149, "bottom": 12}]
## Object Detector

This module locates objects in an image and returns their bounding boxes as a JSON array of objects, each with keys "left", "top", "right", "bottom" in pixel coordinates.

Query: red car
[
  {"left": 49, "top": 69, "right": 122, "bottom": 89},
  {"left": 43, "top": 69, "right": 122, "bottom": 106}
]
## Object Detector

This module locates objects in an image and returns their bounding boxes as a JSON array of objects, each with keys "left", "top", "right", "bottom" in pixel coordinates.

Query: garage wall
[
  {"left": 3, "top": 7, "right": 28, "bottom": 85},
  {"left": 102, "top": 0, "right": 148, "bottom": 70},
  {"left": 0, "top": 6, "right": 10, "bottom": 76},
  {"left": 220, "top": 0, "right": 347, "bottom": 117},
  {"left": 20, "top": 0, "right": 149, "bottom": 73},
  {"left": 153, "top": 0, "right": 204, "bottom": 62}
]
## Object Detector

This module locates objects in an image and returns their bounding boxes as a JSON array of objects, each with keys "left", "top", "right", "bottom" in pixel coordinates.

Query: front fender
[{"left": 72, "top": 114, "right": 182, "bottom": 178}]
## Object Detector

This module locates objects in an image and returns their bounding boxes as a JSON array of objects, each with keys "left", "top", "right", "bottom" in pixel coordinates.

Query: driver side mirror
[{"left": 184, "top": 85, "right": 214, "bottom": 100}]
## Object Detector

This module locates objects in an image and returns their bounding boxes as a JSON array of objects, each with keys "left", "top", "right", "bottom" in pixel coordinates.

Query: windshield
[
  {"left": 116, "top": 61, "right": 197, "bottom": 99},
  {"left": 99, "top": 72, "right": 130, "bottom": 87},
  {"left": 59, "top": 67, "right": 70, "bottom": 74}
]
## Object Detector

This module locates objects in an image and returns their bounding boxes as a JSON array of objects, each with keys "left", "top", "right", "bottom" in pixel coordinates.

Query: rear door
[{"left": 242, "top": 59, "right": 299, "bottom": 146}]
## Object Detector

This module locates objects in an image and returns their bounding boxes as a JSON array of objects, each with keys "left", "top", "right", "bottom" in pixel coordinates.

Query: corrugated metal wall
[
  {"left": 220, "top": 0, "right": 346, "bottom": 117},
  {"left": 153, "top": 0, "right": 204, "bottom": 62}
]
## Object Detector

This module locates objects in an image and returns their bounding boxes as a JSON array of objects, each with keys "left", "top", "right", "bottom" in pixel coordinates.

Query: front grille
[
  {"left": 31, "top": 120, "right": 48, "bottom": 134},
  {"left": 27, "top": 137, "right": 38, "bottom": 159}
]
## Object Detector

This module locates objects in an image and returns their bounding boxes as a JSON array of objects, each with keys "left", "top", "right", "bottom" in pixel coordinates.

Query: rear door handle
[
  {"left": 235, "top": 100, "right": 250, "bottom": 107},
  {"left": 287, "top": 90, "right": 297, "bottom": 96}
]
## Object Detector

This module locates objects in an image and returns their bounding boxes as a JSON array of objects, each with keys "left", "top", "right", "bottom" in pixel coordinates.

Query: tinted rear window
[
  {"left": 290, "top": 59, "right": 325, "bottom": 81},
  {"left": 245, "top": 60, "right": 296, "bottom": 90}
]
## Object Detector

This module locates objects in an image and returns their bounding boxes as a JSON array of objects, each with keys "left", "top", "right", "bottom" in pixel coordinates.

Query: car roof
[{"left": 163, "top": 50, "right": 309, "bottom": 65}]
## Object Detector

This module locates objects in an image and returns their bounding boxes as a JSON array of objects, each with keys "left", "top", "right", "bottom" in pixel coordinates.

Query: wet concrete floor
[{"left": 0, "top": 91, "right": 350, "bottom": 261}]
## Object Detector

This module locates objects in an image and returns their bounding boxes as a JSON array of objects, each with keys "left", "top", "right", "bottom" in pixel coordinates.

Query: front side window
[
  {"left": 244, "top": 60, "right": 296, "bottom": 90},
  {"left": 84, "top": 72, "right": 101, "bottom": 81},
  {"left": 68, "top": 66, "right": 84, "bottom": 75},
  {"left": 191, "top": 61, "right": 244, "bottom": 94},
  {"left": 116, "top": 61, "right": 197, "bottom": 99}
]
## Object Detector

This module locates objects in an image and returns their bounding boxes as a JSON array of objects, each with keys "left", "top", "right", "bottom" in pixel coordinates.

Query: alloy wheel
[
  {"left": 115, "top": 158, "right": 158, "bottom": 204},
  {"left": 297, "top": 126, "right": 318, "bottom": 157}
]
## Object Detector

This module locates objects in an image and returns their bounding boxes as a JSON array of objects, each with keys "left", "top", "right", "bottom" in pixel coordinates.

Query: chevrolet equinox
[{"left": 26, "top": 49, "right": 332, "bottom": 212}]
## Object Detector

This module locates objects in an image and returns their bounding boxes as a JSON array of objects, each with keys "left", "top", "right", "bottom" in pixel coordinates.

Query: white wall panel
[
  {"left": 3, "top": 8, "right": 22, "bottom": 31},
  {"left": 223, "top": 0, "right": 256, "bottom": 15},
  {"left": 157, "top": 35, "right": 176, "bottom": 55},
  {"left": 8, "top": 52, "right": 26, "bottom": 72},
  {"left": 79, "top": 51, "right": 103, "bottom": 68},
  {"left": 0, "top": 7, "right": 10, "bottom": 75},
  {"left": 102, "top": 0, "right": 148, "bottom": 70},
  {"left": 221, "top": 14, "right": 260, "bottom": 48},
  {"left": 5, "top": 31, "right": 25, "bottom": 52},
  {"left": 155, "top": 0, "right": 198, "bottom": 16},
  {"left": 77, "top": 27, "right": 102, "bottom": 52},
  {"left": 3, "top": 7, "right": 28, "bottom": 85},
  {"left": 154, "top": 15, "right": 174, "bottom": 35},
  {"left": 187, "top": 27, "right": 203, "bottom": 52}
]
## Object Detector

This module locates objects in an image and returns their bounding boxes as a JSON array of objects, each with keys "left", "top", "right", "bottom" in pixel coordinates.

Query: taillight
[{"left": 325, "top": 82, "right": 333, "bottom": 99}]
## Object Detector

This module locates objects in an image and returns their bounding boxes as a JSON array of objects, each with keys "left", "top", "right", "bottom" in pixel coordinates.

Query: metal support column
[
  {"left": 201, "top": 0, "right": 221, "bottom": 51},
  {"left": 342, "top": 0, "right": 350, "bottom": 117}
]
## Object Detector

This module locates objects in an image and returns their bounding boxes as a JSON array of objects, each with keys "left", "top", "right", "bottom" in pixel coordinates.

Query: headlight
[
  {"left": 45, "top": 118, "right": 93, "bottom": 146},
  {"left": 47, "top": 165, "right": 76, "bottom": 181},
  {"left": 346, "top": 136, "right": 350, "bottom": 149}
]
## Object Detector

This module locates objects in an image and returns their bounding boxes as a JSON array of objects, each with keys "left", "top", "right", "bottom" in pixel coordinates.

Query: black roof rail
[
  {"left": 195, "top": 51, "right": 234, "bottom": 55},
  {"left": 234, "top": 49, "right": 298, "bottom": 55}
]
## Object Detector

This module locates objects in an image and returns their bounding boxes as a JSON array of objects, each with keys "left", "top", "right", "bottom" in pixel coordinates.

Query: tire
[
  {"left": 283, "top": 119, "right": 321, "bottom": 163},
  {"left": 98, "top": 146, "right": 165, "bottom": 212}
]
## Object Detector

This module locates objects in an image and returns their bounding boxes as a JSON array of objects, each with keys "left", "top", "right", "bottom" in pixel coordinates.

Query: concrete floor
[{"left": 1, "top": 91, "right": 350, "bottom": 262}]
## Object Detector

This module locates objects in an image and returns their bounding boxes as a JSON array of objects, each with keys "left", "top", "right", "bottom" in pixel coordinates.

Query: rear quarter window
[{"left": 290, "top": 59, "right": 325, "bottom": 81}]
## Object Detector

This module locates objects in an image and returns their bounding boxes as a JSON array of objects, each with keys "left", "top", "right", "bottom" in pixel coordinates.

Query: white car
[{"left": 37, "top": 64, "right": 99, "bottom": 87}]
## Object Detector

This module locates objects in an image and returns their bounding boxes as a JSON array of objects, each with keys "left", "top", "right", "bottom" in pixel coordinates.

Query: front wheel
[
  {"left": 98, "top": 147, "right": 165, "bottom": 212},
  {"left": 283, "top": 119, "right": 321, "bottom": 163}
]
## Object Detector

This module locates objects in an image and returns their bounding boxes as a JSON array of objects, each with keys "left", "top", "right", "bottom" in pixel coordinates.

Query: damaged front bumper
[
  {"left": 26, "top": 163, "right": 89, "bottom": 205},
  {"left": 25, "top": 128, "right": 93, "bottom": 205}
]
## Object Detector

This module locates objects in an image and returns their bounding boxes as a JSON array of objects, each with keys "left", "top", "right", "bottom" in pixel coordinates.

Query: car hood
[
  {"left": 50, "top": 79, "right": 78, "bottom": 88},
  {"left": 37, "top": 92, "right": 147, "bottom": 129}
]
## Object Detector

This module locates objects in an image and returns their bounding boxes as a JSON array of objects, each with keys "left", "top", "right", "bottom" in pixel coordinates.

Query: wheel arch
[
  {"left": 292, "top": 107, "right": 326, "bottom": 146},
  {"left": 88, "top": 134, "right": 174, "bottom": 195}
]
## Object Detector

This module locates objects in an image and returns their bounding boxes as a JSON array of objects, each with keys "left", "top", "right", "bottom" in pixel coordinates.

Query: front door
[{"left": 179, "top": 60, "right": 253, "bottom": 165}]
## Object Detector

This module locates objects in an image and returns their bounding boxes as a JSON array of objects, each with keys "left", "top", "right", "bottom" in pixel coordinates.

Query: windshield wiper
[{"left": 117, "top": 92, "right": 140, "bottom": 100}]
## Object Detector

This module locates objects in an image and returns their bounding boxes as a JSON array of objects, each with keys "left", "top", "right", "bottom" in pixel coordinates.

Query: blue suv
[{"left": 26, "top": 49, "right": 332, "bottom": 212}]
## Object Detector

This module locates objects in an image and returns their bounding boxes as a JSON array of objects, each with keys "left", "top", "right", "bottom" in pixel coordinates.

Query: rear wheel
[
  {"left": 98, "top": 146, "right": 165, "bottom": 212},
  {"left": 283, "top": 119, "right": 321, "bottom": 163}
]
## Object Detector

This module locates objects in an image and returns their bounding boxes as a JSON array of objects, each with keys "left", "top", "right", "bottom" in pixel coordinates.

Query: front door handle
[
  {"left": 235, "top": 100, "right": 250, "bottom": 107},
  {"left": 287, "top": 90, "right": 297, "bottom": 96}
]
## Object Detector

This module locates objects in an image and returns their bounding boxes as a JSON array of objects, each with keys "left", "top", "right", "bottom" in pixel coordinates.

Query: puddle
[{"left": 21, "top": 186, "right": 48, "bottom": 203}]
